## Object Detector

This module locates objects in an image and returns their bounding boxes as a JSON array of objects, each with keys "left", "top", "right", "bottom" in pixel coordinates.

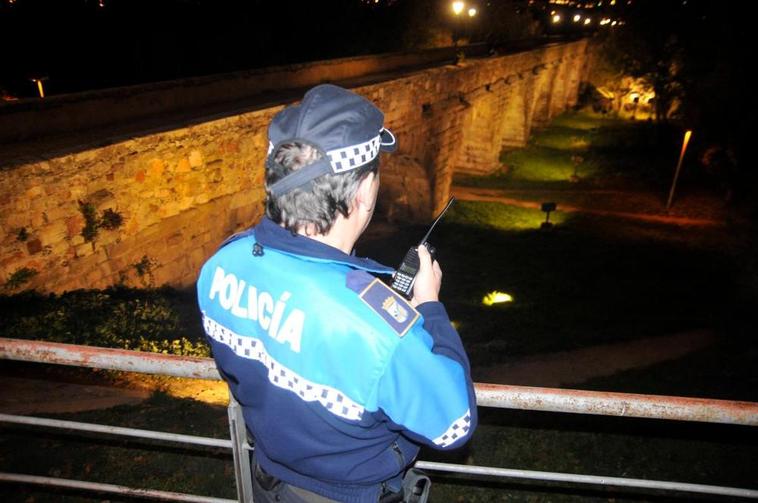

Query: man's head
[{"left": 264, "top": 84, "right": 395, "bottom": 235}]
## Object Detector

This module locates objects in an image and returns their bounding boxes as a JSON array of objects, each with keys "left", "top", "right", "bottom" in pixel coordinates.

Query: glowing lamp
[
  {"left": 482, "top": 291, "right": 514, "bottom": 306},
  {"left": 452, "top": 1, "right": 464, "bottom": 15}
]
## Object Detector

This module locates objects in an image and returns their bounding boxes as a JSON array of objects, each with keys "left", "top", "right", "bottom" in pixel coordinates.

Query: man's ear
[{"left": 354, "top": 172, "right": 377, "bottom": 211}]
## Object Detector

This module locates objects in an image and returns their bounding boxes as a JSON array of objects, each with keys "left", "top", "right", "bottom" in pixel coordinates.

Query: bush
[{"left": 0, "top": 288, "right": 209, "bottom": 357}]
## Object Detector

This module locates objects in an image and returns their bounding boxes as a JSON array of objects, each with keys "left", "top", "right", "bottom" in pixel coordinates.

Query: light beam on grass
[{"left": 482, "top": 291, "right": 514, "bottom": 306}]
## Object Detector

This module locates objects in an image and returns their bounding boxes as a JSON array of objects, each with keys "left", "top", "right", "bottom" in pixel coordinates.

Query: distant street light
[
  {"left": 573, "top": 14, "right": 581, "bottom": 22},
  {"left": 666, "top": 130, "right": 693, "bottom": 211},
  {"left": 451, "top": 1, "right": 475, "bottom": 49},
  {"left": 552, "top": 14, "right": 562, "bottom": 23},
  {"left": 30, "top": 77, "right": 48, "bottom": 98}
]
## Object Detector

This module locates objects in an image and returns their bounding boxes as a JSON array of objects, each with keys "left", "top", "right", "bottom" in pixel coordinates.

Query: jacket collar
[{"left": 254, "top": 217, "right": 394, "bottom": 275}]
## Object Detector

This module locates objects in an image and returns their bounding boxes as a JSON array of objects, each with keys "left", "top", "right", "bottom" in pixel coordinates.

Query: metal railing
[{"left": 2, "top": 337, "right": 757, "bottom": 501}]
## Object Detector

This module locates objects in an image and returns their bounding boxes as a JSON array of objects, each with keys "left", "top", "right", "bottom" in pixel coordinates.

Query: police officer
[{"left": 197, "top": 84, "right": 477, "bottom": 502}]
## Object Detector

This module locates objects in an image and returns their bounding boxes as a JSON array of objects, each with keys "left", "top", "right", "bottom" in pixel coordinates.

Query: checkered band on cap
[
  {"left": 432, "top": 409, "right": 472, "bottom": 448},
  {"left": 328, "top": 134, "right": 382, "bottom": 173},
  {"left": 267, "top": 133, "right": 382, "bottom": 174},
  {"left": 203, "top": 315, "right": 365, "bottom": 421}
]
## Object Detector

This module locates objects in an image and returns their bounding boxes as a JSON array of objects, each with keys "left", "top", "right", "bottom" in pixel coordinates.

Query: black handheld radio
[{"left": 390, "top": 196, "right": 456, "bottom": 299}]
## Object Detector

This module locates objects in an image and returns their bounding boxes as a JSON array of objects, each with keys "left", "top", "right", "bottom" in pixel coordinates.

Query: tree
[{"left": 598, "top": 1, "right": 685, "bottom": 123}]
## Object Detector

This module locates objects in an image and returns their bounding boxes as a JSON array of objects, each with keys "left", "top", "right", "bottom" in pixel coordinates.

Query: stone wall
[{"left": 0, "top": 40, "right": 591, "bottom": 293}]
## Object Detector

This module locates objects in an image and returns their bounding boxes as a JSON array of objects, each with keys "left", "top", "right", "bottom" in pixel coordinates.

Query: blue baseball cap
[{"left": 267, "top": 84, "right": 396, "bottom": 197}]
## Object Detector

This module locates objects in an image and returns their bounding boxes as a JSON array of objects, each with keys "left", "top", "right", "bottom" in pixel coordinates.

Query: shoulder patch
[{"left": 358, "top": 278, "right": 420, "bottom": 337}]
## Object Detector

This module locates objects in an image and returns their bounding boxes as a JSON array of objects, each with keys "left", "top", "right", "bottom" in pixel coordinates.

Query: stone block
[
  {"left": 149, "top": 158, "right": 165, "bottom": 178},
  {"left": 166, "top": 232, "right": 184, "bottom": 247},
  {"left": 25, "top": 185, "right": 45, "bottom": 199},
  {"left": 189, "top": 149, "right": 204, "bottom": 168},
  {"left": 26, "top": 239, "right": 43, "bottom": 255},
  {"left": 38, "top": 221, "right": 68, "bottom": 246},
  {"left": 176, "top": 158, "right": 191, "bottom": 173},
  {"left": 75, "top": 242, "right": 95, "bottom": 259}
]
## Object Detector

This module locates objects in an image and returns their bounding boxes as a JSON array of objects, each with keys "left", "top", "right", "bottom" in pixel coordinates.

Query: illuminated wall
[{"left": 0, "top": 39, "right": 591, "bottom": 293}]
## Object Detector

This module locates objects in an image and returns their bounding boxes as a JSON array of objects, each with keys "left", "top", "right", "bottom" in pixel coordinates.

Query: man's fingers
[
  {"left": 432, "top": 259, "right": 442, "bottom": 279},
  {"left": 417, "top": 244, "right": 433, "bottom": 271}
]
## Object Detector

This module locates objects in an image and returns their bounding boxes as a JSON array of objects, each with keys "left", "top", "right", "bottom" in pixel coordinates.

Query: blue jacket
[{"left": 197, "top": 217, "right": 477, "bottom": 502}]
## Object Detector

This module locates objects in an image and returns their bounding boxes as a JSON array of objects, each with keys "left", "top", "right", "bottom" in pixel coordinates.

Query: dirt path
[
  {"left": 474, "top": 330, "right": 714, "bottom": 387},
  {"left": 0, "top": 378, "right": 152, "bottom": 415},
  {"left": 0, "top": 370, "right": 228, "bottom": 415},
  {"left": 0, "top": 331, "right": 714, "bottom": 415},
  {"left": 451, "top": 186, "right": 725, "bottom": 227}
]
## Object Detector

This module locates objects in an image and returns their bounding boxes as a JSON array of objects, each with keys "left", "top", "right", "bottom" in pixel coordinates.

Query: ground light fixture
[
  {"left": 541, "top": 202, "right": 557, "bottom": 229},
  {"left": 482, "top": 291, "right": 514, "bottom": 306}
]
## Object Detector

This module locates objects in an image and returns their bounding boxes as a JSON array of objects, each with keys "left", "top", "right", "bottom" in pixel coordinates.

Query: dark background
[{"left": 0, "top": 0, "right": 563, "bottom": 97}]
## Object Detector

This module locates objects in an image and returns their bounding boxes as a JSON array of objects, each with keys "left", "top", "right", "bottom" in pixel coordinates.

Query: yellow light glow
[
  {"left": 573, "top": 14, "right": 581, "bottom": 22},
  {"left": 552, "top": 14, "right": 562, "bottom": 23},
  {"left": 468, "top": 7, "right": 477, "bottom": 16},
  {"left": 452, "top": 1, "right": 465, "bottom": 15},
  {"left": 482, "top": 291, "right": 514, "bottom": 306},
  {"left": 32, "top": 79, "right": 45, "bottom": 98},
  {"left": 681, "top": 130, "right": 693, "bottom": 156},
  {"left": 584, "top": 17, "right": 591, "bottom": 25}
]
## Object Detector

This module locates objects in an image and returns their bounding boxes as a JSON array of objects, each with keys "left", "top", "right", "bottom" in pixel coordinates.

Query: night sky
[{"left": 1, "top": 0, "right": 598, "bottom": 97}]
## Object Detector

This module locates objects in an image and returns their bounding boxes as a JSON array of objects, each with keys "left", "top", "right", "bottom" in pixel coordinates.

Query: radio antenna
[{"left": 419, "top": 196, "right": 456, "bottom": 245}]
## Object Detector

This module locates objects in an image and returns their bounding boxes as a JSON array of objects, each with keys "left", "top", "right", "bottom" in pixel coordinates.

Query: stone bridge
[{"left": 0, "top": 39, "right": 592, "bottom": 292}]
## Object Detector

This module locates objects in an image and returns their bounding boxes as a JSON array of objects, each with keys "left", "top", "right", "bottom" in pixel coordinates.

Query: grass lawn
[
  {"left": 2, "top": 110, "right": 756, "bottom": 501},
  {"left": 455, "top": 111, "right": 692, "bottom": 193}
]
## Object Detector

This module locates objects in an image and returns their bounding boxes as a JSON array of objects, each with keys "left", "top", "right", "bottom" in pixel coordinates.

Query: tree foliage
[
  {"left": 597, "top": 0, "right": 757, "bottom": 203},
  {"left": 598, "top": 1, "right": 685, "bottom": 122}
]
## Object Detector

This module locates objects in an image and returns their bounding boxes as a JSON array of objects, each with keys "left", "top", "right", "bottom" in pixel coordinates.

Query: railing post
[{"left": 227, "top": 394, "right": 254, "bottom": 503}]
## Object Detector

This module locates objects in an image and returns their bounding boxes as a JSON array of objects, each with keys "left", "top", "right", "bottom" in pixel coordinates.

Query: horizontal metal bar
[
  {"left": 2, "top": 337, "right": 758, "bottom": 500},
  {"left": 2, "top": 337, "right": 758, "bottom": 425},
  {"left": 0, "top": 413, "right": 232, "bottom": 449},
  {"left": 5, "top": 412, "right": 753, "bottom": 499},
  {"left": 0, "top": 337, "right": 221, "bottom": 380},
  {"left": 475, "top": 383, "right": 758, "bottom": 426},
  {"left": 415, "top": 461, "right": 758, "bottom": 499},
  {"left": 0, "top": 472, "right": 236, "bottom": 503}
]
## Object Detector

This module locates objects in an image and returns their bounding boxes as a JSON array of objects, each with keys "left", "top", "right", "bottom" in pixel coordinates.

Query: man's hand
[{"left": 411, "top": 244, "right": 442, "bottom": 307}]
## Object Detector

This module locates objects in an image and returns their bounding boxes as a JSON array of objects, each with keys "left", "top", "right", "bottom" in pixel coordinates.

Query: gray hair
[{"left": 265, "top": 142, "right": 378, "bottom": 234}]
